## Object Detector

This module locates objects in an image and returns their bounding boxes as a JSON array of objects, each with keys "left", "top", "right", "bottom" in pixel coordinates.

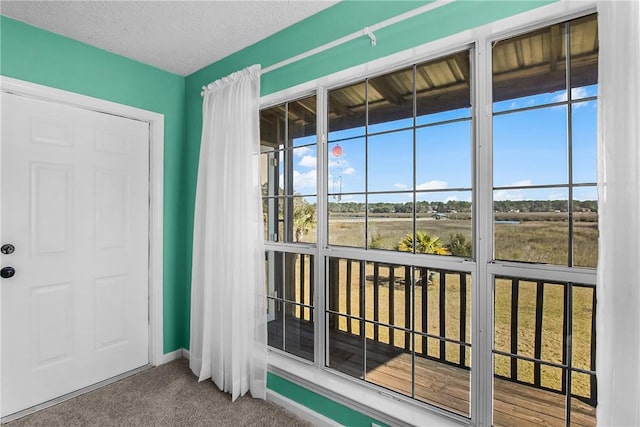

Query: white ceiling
[{"left": 0, "top": 0, "right": 339, "bottom": 76}]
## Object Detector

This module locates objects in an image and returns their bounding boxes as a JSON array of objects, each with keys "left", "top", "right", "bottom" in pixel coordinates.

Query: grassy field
[
  {"left": 321, "top": 213, "right": 597, "bottom": 268},
  {"left": 288, "top": 215, "right": 597, "bottom": 399}
]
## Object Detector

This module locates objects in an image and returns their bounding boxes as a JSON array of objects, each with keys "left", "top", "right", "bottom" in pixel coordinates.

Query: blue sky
[{"left": 287, "top": 85, "right": 598, "bottom": 203}]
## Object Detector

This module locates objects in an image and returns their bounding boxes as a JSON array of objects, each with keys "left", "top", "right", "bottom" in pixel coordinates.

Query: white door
[{"left": 1, "top": 92, "right": 149, "bottom": 417}]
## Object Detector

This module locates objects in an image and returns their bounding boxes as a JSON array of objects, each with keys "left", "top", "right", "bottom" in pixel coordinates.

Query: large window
[
  {"left": 491, "top": 15, "right": 598, "bottom": 426},
  {"left": 325, "top": 50, "right": 474, "bottom": 417},
  {"left": 260, "top": 12, "right": 598, "bottom": 427},
  {"left": 492, "top": 15, "right": 598, "bottom": 268}
]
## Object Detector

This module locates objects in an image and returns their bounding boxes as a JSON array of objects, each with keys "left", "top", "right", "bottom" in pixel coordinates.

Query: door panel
[
  {"left": 1, "top": 92, "right": 149, "bottom": 417},
  {"left": 31, "top": 282, "right": 74, "bottom": 367},
  {"left": 30, "top": 163, "right": 73, "bottom": 255},
  {"left": 94, "top": 275, "right": 126, "bottom": 350},
  {"left": 95, "top": 170, "right": 129, "bottom": 250}
]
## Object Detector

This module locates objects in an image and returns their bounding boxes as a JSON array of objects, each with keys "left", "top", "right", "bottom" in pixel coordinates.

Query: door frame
[{"left": 0, "top": 76, "right": 165, "bottom": 411}]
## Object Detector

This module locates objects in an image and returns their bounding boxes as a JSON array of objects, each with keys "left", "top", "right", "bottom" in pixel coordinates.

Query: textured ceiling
[{"left": 0, "top": 0, "right": 338, "bottom": 76}]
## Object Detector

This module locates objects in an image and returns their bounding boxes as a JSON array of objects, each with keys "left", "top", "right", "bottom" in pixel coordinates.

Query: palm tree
[
  {"left": 293, "top": 199, "right": 316, "bottom": 242},
  {"left": 446, "top": 232, "right": 472, "bottom": 257},
  {"left": 398, "top": 231, "right": 448, "bottom": 285},
  {"left": 397, "top": 231, "right": 449, "bottom": 286},
  {"left": 397, "top": 231, "right": 450, "bottom": 255}
]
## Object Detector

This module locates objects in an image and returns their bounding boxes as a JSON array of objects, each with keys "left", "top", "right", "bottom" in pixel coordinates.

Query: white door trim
[{"left": 0, "top": 76, "right": 165, "bottom": 413}]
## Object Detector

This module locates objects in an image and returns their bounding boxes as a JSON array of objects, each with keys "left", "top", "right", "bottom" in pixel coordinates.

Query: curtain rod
[{"left": 261, "top": 0, "right": 454, "bottom": 75}]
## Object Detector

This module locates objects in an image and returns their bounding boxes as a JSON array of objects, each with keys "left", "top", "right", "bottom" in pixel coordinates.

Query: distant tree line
[
  {"left": 325, "top": 199, "right": 597, "bottom": 214},
  {"left": 329, "top": 200, "right": 472, "bottom": 214},
  {"left": 494, "top": 199, "right": 596, "bottom": 213}
]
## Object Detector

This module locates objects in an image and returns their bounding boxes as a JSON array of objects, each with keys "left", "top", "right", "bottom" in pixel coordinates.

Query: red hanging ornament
[{"left": 331, "top": 145, "right": 343, "bottom": 157}]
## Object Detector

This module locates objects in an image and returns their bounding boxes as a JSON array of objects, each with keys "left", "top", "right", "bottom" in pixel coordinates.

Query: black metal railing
[
  {"left": 272, "top": 255, "right": 597, "bottom": 407},
  {"left": 323, "top": 258, "right": 596, "bottom": 406},
  {"left": 494, "top": 276, "right": 597, "bottom": 406},
  {"left": 327, "top": 258, "right": 470, "bottom": 369}
]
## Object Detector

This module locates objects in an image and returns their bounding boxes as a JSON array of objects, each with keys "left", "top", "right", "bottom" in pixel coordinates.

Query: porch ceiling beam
[
  {"left": 549, "top": 24, "right": 562, "bottom": 72},
  {"left": 368, "top": 78, "right": 406, "bottom": 106}
]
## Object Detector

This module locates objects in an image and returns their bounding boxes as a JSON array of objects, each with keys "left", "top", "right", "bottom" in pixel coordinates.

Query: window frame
[
  {"left": 261, "top": 94, "right": 319, "bottom": 245},
  {"left": 324, "top": 51, "right": 475, "bottom": 256},
  {"left": 260, "top": 3, "right": 598, "bottom": 426},
  {"left": 491, "top": 15, "right": 599, "bottom": 268},
  {"left": 482, "top": 11, "right": 598, "bottom": 426},
  {"left": 321, "top": 47, "right": 477, "bottom": 418}
]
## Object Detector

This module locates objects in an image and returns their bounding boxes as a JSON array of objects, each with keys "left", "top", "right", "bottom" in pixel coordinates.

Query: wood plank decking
[{"left": 268, "top": 316, "right": 596, "bottom": 426}]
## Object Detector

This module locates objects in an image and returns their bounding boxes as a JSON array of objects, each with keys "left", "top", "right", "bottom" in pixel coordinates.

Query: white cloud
[
  {"left": 547, "top": 191, "right": 566, "bottom": 200},
  {"left": 493, "top": 180, "right": 532, "bottom": 201},
  {"left": 292, "top": 170, "right": 316, "bottom": 191},
  {"left": 444, "top": 196, "right": 458, "bottom": 202},
  {"left": 394, "top": 183, "right": 408, "bottom": 190},
  {"left": 279, "top": 170, "right": 317, "bottom": 192},
  {"left": 505, "top": 98, "right": 537, "bottom": 110},
  {"left": 494, "top": 189, "right": 525, "bottom": 201},
  {"left": 342, "top": 167, "right": 355, "bottom": 175},
  {"left": 416, "top": 180, "right": 448, "bottom": 190},
  {"left": 328, "top": 159, "right": 355, "bottom": 176},
  {"left": 293, "top": 146, "right": 312, "bottom": 157},
  {"left": 552, "top": 92, "right": 567, "bottom": 103},
  {"left": 572, "top": 87, "right": 589, "bottom": 100},
  {"left": 298, "top": 155, "right": 316, "bottom": 168},
  {"left": 552, "top": 87, "right": 589, "bottom": 105}
]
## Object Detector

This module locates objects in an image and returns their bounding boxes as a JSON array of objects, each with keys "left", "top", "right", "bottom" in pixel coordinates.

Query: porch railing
[
  {"left": 323, "top": 258, "right": 597, "bottom": 407},
  {"left": 273, "top": 253, "right": 596, "bottom": 407}
]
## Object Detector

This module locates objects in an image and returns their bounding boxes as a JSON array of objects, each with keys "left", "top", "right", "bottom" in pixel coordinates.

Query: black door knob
[
  {"left": 1, "top": 266, "right": 15, "bottom": 278},
  {"left": 1, "top": 244, "right": 15, "bottom": 255}
]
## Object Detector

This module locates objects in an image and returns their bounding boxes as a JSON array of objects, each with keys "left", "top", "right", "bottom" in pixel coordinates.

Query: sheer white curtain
[
  {"left": 596, "top": 1, "right": 640, "bottom": 424},
  {"left": 190, "top": 64, "right": 267, "bottom": 401}
]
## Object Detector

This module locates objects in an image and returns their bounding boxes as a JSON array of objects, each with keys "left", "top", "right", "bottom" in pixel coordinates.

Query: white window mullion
[
  {"left": 315, "top": 86, "right": 328, "bottom": 369},
  {"left": 472, "top": 37, "right": 495, "bottom": 427}
]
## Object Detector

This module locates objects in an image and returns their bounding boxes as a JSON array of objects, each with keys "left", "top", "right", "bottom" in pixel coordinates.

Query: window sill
[{"left": 267, "top": 349, "right": 469, "bottom": 427}]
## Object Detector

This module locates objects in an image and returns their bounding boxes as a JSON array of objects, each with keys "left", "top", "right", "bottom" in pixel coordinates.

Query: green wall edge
[{"left": 267, "top": 373, "right": 389, "bottom": 427}]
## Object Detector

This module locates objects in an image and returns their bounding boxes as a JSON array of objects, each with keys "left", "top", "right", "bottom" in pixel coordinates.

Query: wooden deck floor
[{"left": 269, "top": 316, "right": 596, "bottom": 426}]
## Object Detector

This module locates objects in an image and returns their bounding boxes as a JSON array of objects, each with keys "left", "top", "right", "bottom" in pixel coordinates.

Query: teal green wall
[
  {"left": 0, "top": 16, "right": 189, "bottom": 352},
  {"left": 267, "top": 373, "right": 389, "bottom": 427}
]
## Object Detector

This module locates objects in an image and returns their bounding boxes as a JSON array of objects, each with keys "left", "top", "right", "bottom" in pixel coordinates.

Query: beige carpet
[{"left": 5, "top": 359, "right": 312, "bottom": 427}]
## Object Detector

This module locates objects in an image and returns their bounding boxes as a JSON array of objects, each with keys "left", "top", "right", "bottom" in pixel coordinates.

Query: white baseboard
[
  {"left": 154, "top": 349, "right": 184, "bottom": 365},
  {"left": 181, "top": 349, "right": 190, "bottom": 360},
  {"left": 267, "top": 390, "right": 341, "bottom": 427}
]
